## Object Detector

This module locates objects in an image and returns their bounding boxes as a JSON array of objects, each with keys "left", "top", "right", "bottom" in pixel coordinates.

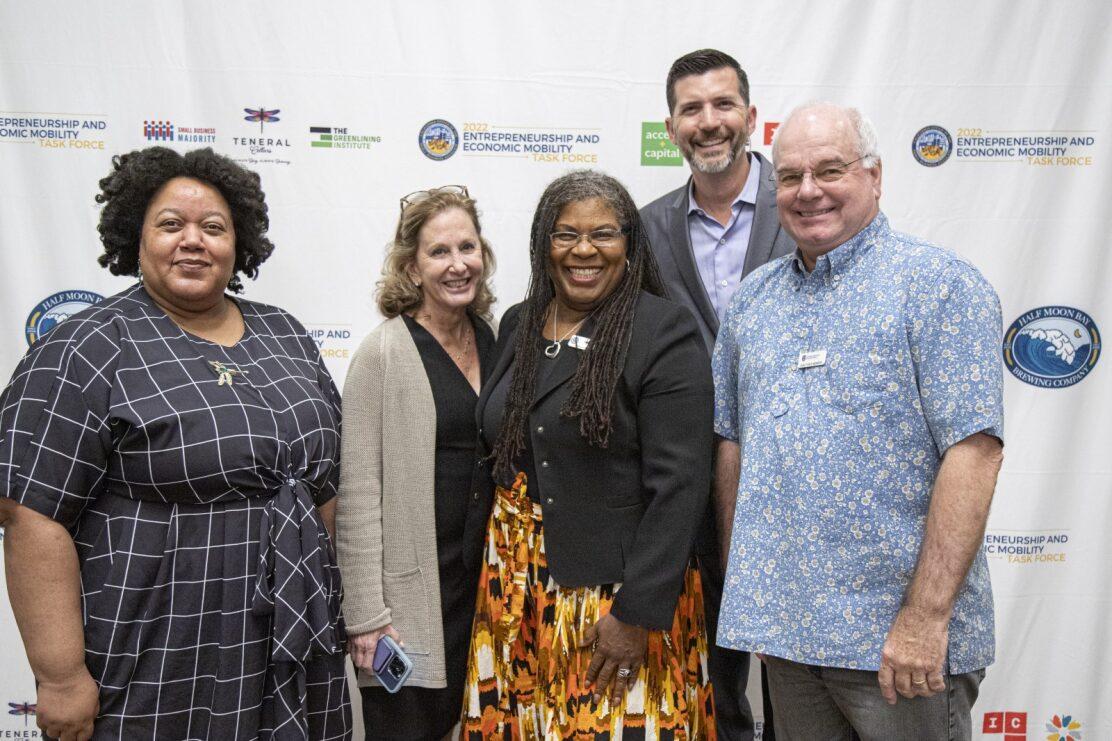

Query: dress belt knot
[{"left": 252, "top": 477, "right": 343, "bottom": 663}]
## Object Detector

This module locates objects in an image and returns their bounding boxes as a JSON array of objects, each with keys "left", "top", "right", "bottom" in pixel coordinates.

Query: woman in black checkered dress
[{"left": 0, "top": 148, "right": 350, "bottom": 740}]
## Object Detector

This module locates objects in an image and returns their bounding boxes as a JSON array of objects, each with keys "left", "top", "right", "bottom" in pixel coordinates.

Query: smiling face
[
  {"left": 666, "top": 67, "right": 756, "bottom": 175},
  {"left": 139, "top": 176, "right": 236, "bottom": 311},
  {"left": 408, "top": 207, "right": 485, "bottom": 315},
  {"left": 774, "top": 107, "right": 882, "bottom": 263},
  {"left": 547, "top": 197, "right": 628, "bottom": 315}
]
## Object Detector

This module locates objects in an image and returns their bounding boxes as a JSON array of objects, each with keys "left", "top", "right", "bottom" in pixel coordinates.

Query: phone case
[{"left": 372, "top": 635, "right": 414, "bottom": 693}]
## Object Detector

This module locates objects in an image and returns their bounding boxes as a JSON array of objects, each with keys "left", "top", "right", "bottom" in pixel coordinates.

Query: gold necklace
[
  {"left": 417, "top": 313, "right": 474, "bottom": 375},
  {"left": 450, "top": 323, "right": 474, "bottom": 375}
]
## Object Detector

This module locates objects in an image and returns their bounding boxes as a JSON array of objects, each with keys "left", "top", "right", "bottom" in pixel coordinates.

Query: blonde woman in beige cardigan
[{"left": 335, "top": 187, "right": 498, "bottom": 741}]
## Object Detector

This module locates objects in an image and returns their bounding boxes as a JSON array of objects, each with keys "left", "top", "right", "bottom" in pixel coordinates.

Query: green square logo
[{"left": 641, "top": 122, "right": 683, "bottom": 166}]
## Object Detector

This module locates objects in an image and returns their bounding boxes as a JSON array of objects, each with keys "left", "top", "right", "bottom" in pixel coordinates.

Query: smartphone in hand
[{"left": 372, "top": 635, "right": 413, "bottom": 693}]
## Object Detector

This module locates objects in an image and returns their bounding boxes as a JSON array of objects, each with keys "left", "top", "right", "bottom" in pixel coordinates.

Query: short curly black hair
[{"left": 95, "top": 147, "right": 274, "bottom": 293}]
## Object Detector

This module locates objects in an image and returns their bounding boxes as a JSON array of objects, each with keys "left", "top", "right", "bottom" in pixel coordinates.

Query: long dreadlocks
[{"left": 491, "top": 170, "right": 667, "bottom": 483}]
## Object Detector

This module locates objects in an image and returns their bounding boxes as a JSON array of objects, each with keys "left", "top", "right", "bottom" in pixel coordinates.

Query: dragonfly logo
[{"left": 244, "top": 107, "right": 280, "bottom": 133}]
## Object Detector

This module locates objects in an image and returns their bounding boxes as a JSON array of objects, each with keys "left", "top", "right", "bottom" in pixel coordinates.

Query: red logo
[
  {"left": 983, "top": 710, "right": 1027, "bottom": 740},
  {"left": 763, "top": 121, "right": 780, "bottom": 146}
]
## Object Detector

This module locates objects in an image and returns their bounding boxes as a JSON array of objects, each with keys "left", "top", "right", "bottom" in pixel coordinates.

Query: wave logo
[
  {"left": 912, "top": 125, "right": 952, "bottom": 166},
  {"left": 1046, "top": 713, "right": 1082, "bottom": 741},
  {"left": 1003, "top": 306, "right": 1100, "bottom": 388},
  {"left": 25, "top": 290, "right": 105, "bottom": 346},
  {"left": 418, "top": 119, "right": 459, "bottom": 160}
]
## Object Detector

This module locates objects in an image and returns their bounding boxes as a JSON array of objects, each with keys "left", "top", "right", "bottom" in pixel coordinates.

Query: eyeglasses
[
  {"left": 399, "top": 185, "right": 470, "bottom": 213},
  {"left": 770, "top": 157, "right": 866, "bottom": 189},
  {"left": 549, "top": 228, "right": 628, "bottom": 249}
]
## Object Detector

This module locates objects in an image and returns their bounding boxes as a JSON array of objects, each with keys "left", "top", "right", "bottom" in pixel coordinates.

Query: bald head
[
  {"left": 772, "top": 102, "right": 879, "bottom": 169},
  {"left": 772, "top": 102, "right": 883, "bottom": 267}
]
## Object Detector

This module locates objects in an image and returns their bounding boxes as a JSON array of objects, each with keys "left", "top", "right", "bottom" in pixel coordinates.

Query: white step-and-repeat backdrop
[{"left": 1, "top": 2, "right": 1109, "bottom": 738}]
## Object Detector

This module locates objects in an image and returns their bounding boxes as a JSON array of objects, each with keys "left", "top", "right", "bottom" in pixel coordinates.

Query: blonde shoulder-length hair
[{"left": 376, "top": 188, "right": 497, "bottom": 320}]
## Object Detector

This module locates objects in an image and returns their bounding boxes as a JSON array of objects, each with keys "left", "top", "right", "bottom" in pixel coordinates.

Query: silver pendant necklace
[{"left": 544, "top": 304, "right": 586, "bottom": 358}]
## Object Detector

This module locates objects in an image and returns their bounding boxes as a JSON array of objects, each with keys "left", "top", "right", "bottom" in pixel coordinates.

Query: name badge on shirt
[
  {"left": 797, "top": 349, "right": 827, "bottom": 369},
  {"left": 568, "top": 335, "right": 591, "bottom": 350}
]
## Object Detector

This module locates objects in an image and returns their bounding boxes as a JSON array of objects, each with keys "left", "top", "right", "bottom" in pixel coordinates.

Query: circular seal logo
[
  {"left": 911, "top": 125, "right": 952, "bottom": 167},
  {"left": 1003, "top": 305, "right": 1100, "bottom": 388},
  {"left": 25, "top": 290, "right": 105, "bottom": 346},
  {"left": 418, "top": 119, "right": 459, "bottom": 160}
]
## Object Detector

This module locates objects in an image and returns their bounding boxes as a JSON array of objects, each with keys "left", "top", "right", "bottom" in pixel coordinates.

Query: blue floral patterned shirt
[{"left": 712, "top": 212, "right": 1003, "bottom": 673}]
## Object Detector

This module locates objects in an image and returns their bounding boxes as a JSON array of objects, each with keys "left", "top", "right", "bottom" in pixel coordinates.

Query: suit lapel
[
  {"left": 667, "top": 181, "right": 720, "bottom": 335},
  {"left": 742, "top": 152, "right": 783, "bottom": 279}
]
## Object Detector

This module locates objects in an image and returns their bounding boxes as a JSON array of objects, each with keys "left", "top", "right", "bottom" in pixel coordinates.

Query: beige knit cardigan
[{"left": 335, "top": 316, "right": 449, "bottom": 689}]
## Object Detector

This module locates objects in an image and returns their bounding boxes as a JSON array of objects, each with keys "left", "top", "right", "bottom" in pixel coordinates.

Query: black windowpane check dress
[{"left": 0, "top": 284, "right": 351, "bottom": 740}]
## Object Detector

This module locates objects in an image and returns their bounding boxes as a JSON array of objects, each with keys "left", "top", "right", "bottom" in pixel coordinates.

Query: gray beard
[{"left": 685, "top": 133, "right": 747, "bottom": 175}]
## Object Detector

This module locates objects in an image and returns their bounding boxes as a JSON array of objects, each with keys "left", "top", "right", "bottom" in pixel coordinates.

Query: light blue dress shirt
[
  {"left": 687, "top": 156, "right": 761, "bottom": 324},
  {"left": 712, "top": 213, "right": 1004, "bottom": 673}
]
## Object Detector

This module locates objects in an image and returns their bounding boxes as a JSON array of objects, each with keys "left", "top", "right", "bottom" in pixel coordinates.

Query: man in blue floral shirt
[{"left": 712, "top": 102, "right": 1004, "bottom": 739}]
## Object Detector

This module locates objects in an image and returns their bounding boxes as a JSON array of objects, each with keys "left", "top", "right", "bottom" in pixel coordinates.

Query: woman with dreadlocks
[{"left": 460, "top": 170, "right": 716, "bottom": 738}]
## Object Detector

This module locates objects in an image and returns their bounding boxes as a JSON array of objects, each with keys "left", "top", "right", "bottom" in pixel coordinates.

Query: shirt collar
[
  {"left": 687, "top": 153, "right": 760, "bottom": 216},
  {"left": 790, "top": 211, "right": 890, "bottom": 278}
]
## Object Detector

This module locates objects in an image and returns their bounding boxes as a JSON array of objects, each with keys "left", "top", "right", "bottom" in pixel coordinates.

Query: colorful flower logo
[{"left": 1046, "top": 713, "right": 1082, "bottom": 740}]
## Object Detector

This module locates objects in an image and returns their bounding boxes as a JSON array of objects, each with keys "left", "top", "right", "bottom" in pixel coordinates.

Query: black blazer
[{"left": 462, "top": 292, "right": 713, "bottom": 630}]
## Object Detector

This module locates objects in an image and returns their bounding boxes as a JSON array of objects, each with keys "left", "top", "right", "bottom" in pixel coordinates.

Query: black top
[
  {"left": 403, "top": 313, "right": 495, "bottom": 578},
  {"left": 466, "top": 292, "right": 714, "bottom": 630},
  {"left": 481, "top": 338, "right": 563, "bottom": 499}
]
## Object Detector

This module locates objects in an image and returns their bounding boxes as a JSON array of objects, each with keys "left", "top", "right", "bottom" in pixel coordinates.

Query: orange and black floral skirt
[{"left": 461, "top": 472, "right": 715, "bottom": 740}]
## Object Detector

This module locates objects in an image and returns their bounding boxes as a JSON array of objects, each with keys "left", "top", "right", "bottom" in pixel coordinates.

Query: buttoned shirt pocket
[
  {"left": 737, "top": 340, "right": 796, "bottom": 422},
  {"left": 769, "top": 395, "right": 790, "bottom": 418},
  {"left": 819, "top": 327, "right": 905, "bottom": 415}
]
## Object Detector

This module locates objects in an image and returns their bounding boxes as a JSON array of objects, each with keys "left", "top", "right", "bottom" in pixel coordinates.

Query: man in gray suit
[{"left": 640, "top": 49, "right": 794, "bottom": 741}]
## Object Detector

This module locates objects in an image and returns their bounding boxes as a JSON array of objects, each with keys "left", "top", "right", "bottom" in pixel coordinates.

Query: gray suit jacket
[
  {"left": 639, "top": 151, "right": 794, "bottom": 558},
  {"left": 639, "top": 151, "right": 795, "bottom": 353}
]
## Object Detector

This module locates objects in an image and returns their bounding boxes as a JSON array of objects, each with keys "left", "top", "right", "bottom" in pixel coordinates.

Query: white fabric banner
[{"left": 1, "top": 1, "right": 1109, "bottom": 738}]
